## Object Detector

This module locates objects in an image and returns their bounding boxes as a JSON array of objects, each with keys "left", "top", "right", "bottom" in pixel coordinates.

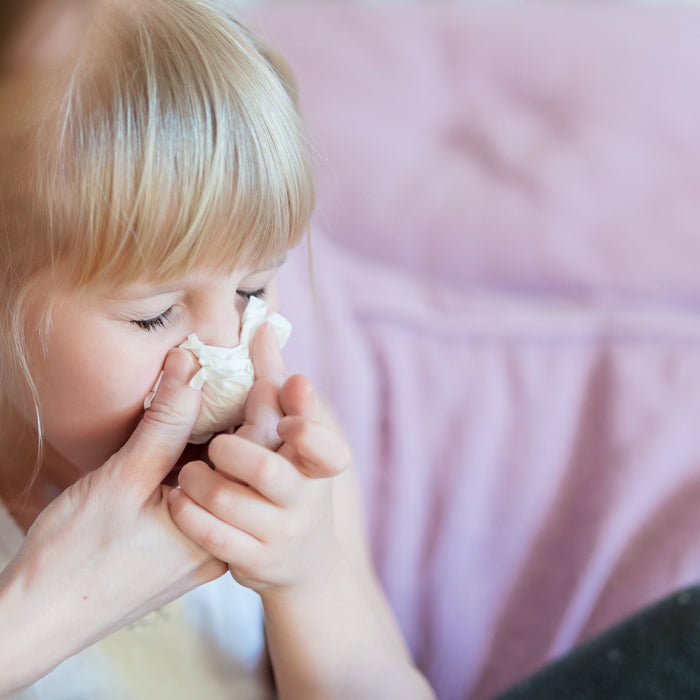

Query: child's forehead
[{"left": 77, "top": 252, "right": 289, "bottom": 297}]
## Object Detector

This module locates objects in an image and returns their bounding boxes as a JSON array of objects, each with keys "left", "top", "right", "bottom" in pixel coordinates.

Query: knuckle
[
  {"left": 252, "top": 455, "right": 277, "bottom": 493},
  {"left": 283, "top": 519, "right": 302, "bottom": 547},
  {"left": 295, "top": 418, "right": 312, "bottom": 444},
  {"left": 201, "top": 524, "right": 226, "bottom": 552},
  {"left": 261, "top": 423, "right": 283, "bottom": 452},
  {"left": 143, "top": 398, "right": 192, "bottom": 435},
  {"left": 207, "top": 483, "right": 233, "bottom": 515}
]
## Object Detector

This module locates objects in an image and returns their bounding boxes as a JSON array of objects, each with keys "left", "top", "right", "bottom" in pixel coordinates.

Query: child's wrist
[{"left": 257, "top": 543, "right": 349, "bottom": 608}]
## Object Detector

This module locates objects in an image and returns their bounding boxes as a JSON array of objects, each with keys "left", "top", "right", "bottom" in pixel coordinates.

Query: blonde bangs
[{"left": 44, "top": 0, "right": 313, "bottom": 288}]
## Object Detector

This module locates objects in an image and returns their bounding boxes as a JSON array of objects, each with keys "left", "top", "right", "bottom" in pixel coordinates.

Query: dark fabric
[{"left": 494, "top": 585, "right": 700, "bottom": 700}]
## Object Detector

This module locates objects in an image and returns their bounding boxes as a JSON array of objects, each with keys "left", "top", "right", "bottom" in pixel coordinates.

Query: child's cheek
[{"left": 63, "top": 357, "right": 168, "bottom": 470}]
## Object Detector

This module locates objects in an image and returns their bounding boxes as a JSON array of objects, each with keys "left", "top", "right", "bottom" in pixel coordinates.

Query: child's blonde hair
[{"left": 0, "top": 0, "right": 314, "bottom": 449}]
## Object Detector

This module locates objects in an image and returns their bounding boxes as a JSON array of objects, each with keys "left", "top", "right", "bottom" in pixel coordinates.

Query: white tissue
[{"left": 144, "top": 296, "right": 291, "bottom": 444}]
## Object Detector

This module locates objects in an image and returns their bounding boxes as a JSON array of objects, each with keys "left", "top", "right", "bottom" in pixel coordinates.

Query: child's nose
[{"left": 195, "top": 304, "right": 242, "bottom": 349}]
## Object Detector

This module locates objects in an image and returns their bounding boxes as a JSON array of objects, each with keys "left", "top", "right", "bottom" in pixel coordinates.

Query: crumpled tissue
[{"left": 144, "top": 296, "right": 291, "bottom": 444}]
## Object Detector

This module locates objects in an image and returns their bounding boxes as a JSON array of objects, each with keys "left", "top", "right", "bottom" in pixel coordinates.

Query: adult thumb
[{"left": 115, "top": 348, "right": 202, "bottom": 491}]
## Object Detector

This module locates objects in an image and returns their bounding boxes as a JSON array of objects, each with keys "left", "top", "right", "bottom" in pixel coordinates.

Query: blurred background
[
  {"left": 230, "top": 0, "right": 700, "bottom": 7},
  {"left": 237, "top": 1, "right": 700, "bottom": 698}
]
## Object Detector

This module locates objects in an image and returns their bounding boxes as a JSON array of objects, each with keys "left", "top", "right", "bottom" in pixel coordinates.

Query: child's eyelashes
[
  {"left": 236, "top": 286, "right": 267, "bottom": 300},
  {"left": 131, "top": 307, "right": 175, "bottom": 332},
  {"left": 130, "top": 287, "right": 266, "bottom": 333},
  {"left": 131, "top": 287, "right": 267, "bottom": 331}
]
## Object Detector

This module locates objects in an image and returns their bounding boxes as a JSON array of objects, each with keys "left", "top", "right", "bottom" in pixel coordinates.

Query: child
[{"left": 0, "top": 1, "right": 435, "bottom": 698}]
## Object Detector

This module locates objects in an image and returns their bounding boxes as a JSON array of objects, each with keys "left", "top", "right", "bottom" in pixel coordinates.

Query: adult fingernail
[
  {"left": 162, "top": 348, "right": 198, "bottom": 387},
  {"left": 168, "top": 487, "right": 182, "bottom": 503}
]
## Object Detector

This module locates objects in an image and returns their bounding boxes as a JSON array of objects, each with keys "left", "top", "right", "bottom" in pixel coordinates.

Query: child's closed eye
[
  {"left": 236, "top": 287, "right": 267, "bottom": 300},
  {"left": 131, "top": 306, "right": 176, "bottom": 332},
  {"left": 130, "top": 287, "right": 267, "bottom": 332}
]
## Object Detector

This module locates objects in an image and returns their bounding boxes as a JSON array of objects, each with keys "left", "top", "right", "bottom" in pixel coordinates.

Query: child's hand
[
  {"left": 168, "top": 430, "right": 339, "bottom": 591},
  {"left": 233, "top": 321, "right": 288, "bottom": 452},
  {"left": 239, "top": 321, "right": 350, "bottom": 479},
  {"left": 166, "top": 327, "right": 435, "bottom": 700},
  {"left": 168, "top": 323, "right": 352, "bottom": 591}
]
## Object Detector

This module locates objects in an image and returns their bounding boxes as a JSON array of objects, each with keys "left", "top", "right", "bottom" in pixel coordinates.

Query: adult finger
[{"left": 115, "top": 348, "right": 202, "bottom": 492}]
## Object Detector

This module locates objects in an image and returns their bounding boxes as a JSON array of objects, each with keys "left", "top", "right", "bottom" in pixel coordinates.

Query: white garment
[{"left": 0, "top": 500, "right": 275, "bottom": 700}]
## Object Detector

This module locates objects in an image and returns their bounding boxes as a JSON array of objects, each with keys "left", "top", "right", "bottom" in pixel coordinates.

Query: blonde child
[{"left": 0, "top": 1, "right": 435, "bottom": 698}]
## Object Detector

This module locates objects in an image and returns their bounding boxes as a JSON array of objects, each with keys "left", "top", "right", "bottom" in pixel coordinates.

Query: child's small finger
[
  {"left": 177, "top": 460, "right": 275, "bottom": 540},
  {"left": 168, "top": 486, "right": 260, "bottom": 565},
  {"left": 208, "top": 433, "right": 299, "bottom": 505},
  {"left": 250, "top": 323, "right": 286, "bottom": 385},
  {"left": 238, "top": 378, "right": 283, "bottom": 451},
  {"left": 279, "top": 374, "right": 316, "bottom": 419},
  {"left": 277, "top": 416, "right": 352, "bottom": 478}
]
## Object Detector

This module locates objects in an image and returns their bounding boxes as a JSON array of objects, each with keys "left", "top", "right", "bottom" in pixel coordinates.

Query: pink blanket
[{"left": 245, "top": 5, "right": 700, "bottom": 699}]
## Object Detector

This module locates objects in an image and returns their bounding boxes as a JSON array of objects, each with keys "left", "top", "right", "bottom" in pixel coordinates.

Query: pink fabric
[{"left": 248, "top": 5, "right": 700, "bottom": 699}]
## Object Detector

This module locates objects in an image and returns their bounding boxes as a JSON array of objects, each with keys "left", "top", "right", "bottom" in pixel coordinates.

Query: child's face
[{"left": 24, "top": 262, "right": 282, "bottom": 480}]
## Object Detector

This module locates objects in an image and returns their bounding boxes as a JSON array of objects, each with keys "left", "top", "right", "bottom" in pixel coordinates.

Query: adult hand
[{"left": 0, "top": 348, "right": 227, "bottom": 695}]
